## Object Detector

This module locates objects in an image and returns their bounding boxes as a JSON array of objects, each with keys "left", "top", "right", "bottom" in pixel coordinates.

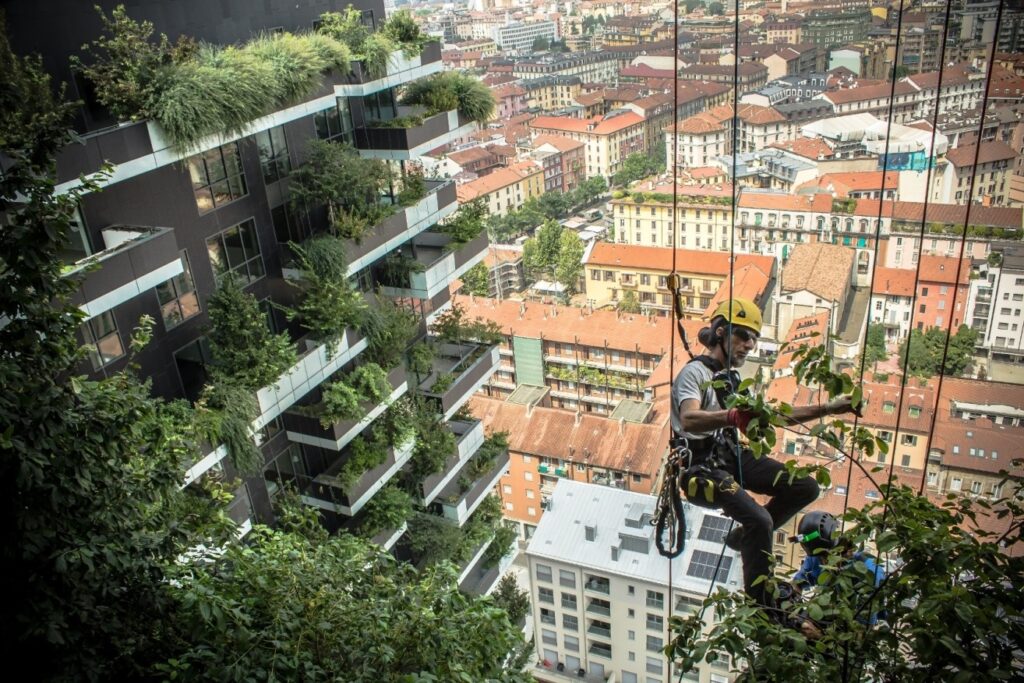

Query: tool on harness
[{"left": 653, "top": 441, "right": 688, "bottom": 558}]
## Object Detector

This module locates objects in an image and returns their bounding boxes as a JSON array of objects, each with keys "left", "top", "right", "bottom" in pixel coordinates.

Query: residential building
[
  {"left": 522, "top": 76, "right": 585, "bottom": 111},
  {"left": 512, "top": 51, "right": 623, "bottom": 82},
  {"left": 456, "top": 161, "right": 545, "bottom": 217},
  {"left": 455, "top": 295, "right": 682, "bottom": 414},
  {"left": 666, "top": 115, "right": 728, "bottom": 170},
  {"left": 493, "top": 20, "right": 557, "bottom": 53},
  {"left": 678, "top": 62, "right": 770, "bottom": 91},
  {"left": 775, "top": 243, "right": 856, "bottom": 342},
  {"left": 796, "top": 171, "right": 900, "bottom": 200},
  {"left": 869, "top": 267, "right": 916, "bottom": 341},
  {"left": 600, "top": 15, "right": 673, "bottom": 47},
  {"left": 939, "top": 141, "right": 1016, "bottom": 206},
  {"left": 802, "top": 7, "right": 873, "bottom": 49},
  {"left": 927, "top": 418, "right": 1024, "bottom": 499},
  {"left": 526, "top": 135, "right": 588, "bottom": 194},
  {"left": 30, "top": 0, "right": 511, "bottom": 591},
  {"left": 734, "top": 190, "right": 835, "bottom": 258},
  {"left": 584, "top": 243, "right": 775, "bottom": 318},
  {"left": 493, "top": 84, "right": 529, "bottom": 119},
  {"left": 764, "top": 19, "right": 803, "bottom": 45},
  {"left": 527, "top": 479, "right": 742, "bottom": 683},
  {"left": 471, "top": 397, "right": 667, "bottom": 538},
  {"left": 479, "top": 245, "right": 526, "bottom": 300},
  {"left": 971, "top": 249, "right": 1024, "bottom": 361},
  {"left": 828, "top": 42, "right": 887, "bottom": 80},
  {"left": 529, "top": 112, "right": 647, "bottom": 179},
  {"left": 912, "top": 255, "right": 971, "bottom": 332},
  {"left": 609, "top": 182, "right": 735, "bottom": 250}
]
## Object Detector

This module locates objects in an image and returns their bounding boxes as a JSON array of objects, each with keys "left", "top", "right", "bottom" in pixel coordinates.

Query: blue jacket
[{"left": 792, "top": 551, "right": 886, "bottom": 625}]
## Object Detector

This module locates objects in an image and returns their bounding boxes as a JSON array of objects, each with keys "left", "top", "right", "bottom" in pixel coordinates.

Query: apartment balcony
[
  {"left": 587, "top": 623, "right": 612, "bottom": 639},
  {"left": 534, "top": 662, "right": 615, "bottom": 683},
  {"left": 283, "top": 365, "right": 408, "bottom": 452},
  {"left": 370, "top": 521, "right": 408, "bottom": 551},
  {"left": 355, "top": 107, "right": 478, "bottom": 160},
  {"left": 300, "top": 439, "right": 416, "bottom": 517},
  {"left": 54, "top": 42, "right": 442, "bottom": 191},
  {"left": 459, "top": 535, "right": 517, "bottom": 596},
  {"left": 619, "top": 278, "right": 638, "bottom": 288},
  {"left": 417, "top": 341, "right": 501, "bottom": 419},
  {"left": 379, "top": 229, "right": 489, "bottom": 300},
  {"left": 419, "top": 419, "right": 486, "bottom": 505},
  {"left": 584, "top": 577, "right": 611, "bottom": 595},
  {"left": 436, "top": 450, "right": 510, "bottom": 526},
  {"left": 588, "top": 642, "right": 613, "bottom": 659},
  {"left": 586, "top": 600, "right": 611, "bottom": 617},
  {"left": 344, "top": 180, "right": 458, "bottom": 275},
  {"left": 64, "top": 226, "right": 182, "bottom": 320}
]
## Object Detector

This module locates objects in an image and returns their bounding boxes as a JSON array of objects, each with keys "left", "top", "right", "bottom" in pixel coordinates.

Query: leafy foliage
[
  {"left": 555, "top": 229, "right": 585, "bottom": 296},
  {"left": 898, "top": 325, "right": 978, "bottom": 378},
  {"left": 484, "top": 522, "right": 518, "bottom": 568},
  {"left": 162, "top": 511, "right": 532, "bottom": 681},
  {"left": 407, "top": 400, "right": 458, "bottom": 480},
  {"left": 407, "top": 340, "right": 438, "bottom": 377},
  {"left": 356, "top": 484, "right": 413, "bottom": 538},
  {"left": 319, "top": 378, "right": 365, "bottom": 425},
  {"left": 492, "top": 574, "right": 531, "bottom": 625},
  {"left": 437, "top": 198, "right": 489, "bottom": 246},
  {"left": 863, "top": 323, "right": 889, "bottom": 368},
  {"left": 349, "top": 362, "right": 393, "bottom": 403},
  {"left": 289, "top": 140, "right": 394, "bottom": 242},
  {"left": 430, "top": 301, "right": 504, "bottom": 346},
  {"left": 338, "top": 430, "right": 390, "bottom": 490},
  {"left": 286, "top": 236, "right": 367, "bottom": 348},
  {"left": 381, "top": 10, "right": 429, "bottom": 57},
  {"left": 618, "top": 289, "right": 642, "bottom": 314},
  {"left": 396, "top": 169, "right": 427, "bottom": 207},
  {"left": 461, "top": 262, "right": 491, "bottom": 296},
  {"left": 401, "top": 72, "right": 496, "bottom": 123},
  {"left": 198, "top": 381, "right": 262, "bottom": 473},
  {"left": 611, "top": 152, "right": 663, "bottom": 188},
  {"left": 360, "top": 295, "right": 420, "bottom": 369},
  {"left": 206, "top": 275, "right": 297, "bottom": 391}
]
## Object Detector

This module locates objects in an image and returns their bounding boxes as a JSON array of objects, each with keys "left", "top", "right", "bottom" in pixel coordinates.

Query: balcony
[
  {"left": 379, "top": 229, "right": 489, "bottom": 300},
  {"left": 587, "top": 623, "right": 612, "bottom": 639},
  {"left": 586, "top": 600, "right": 611, "bottom": 617},
  {"left": 344, "top": 180, "right": 458, "bottom": 275},
  {"left": 459, "top": 535, "right": 517, "bottom": 596},
  {"left": 585, "top": 577, "right": 611, "bottom": 595},
  {"left": 417, "top": 341, "right": 501, "bottom": 419},
  {"left": 419, "top": 419, "right": 486, "bottom": 505},
  {"left": 355, "top": 107, "right": 478, "bottom": 159},
  {"left": 437, "top": 450, "right": 510, "bottom": 526},
  {"left": 300, "top": 439, "right": 415, "bottom": 516},
  {"left": 54, "top": 43, "right": 442, "bottom": 193},
  {"left": 65, "top": 226, "right": 182, "bottom": 320},
  {"left": 370, "top": 521, "right": 408, "bottom": 552},
  {"left": 283, "top": 365, "right": 409, "bottom": 452},
  {"left": 588, "top": 642, "right": 613, "bottom": 659},
  {"left": 534, "top": 662, "right": 615, "bottom": 683}
]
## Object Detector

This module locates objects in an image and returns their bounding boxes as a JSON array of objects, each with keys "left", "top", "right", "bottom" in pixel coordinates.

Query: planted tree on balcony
[
  {"left": 356, "top": 484, "right": 413, "bottom": 539},
  {"left": 349, "top": 362, "right": 393, "bottom": 403},
  {"left": 406, "top": 400, "right": 457, "bottom": 480},
  {"left": 360, "top": 294, "right": 419, "bottom": 369},
  {"left": 319, "top": 378, "right": 364, "bottom": 426},
  {"left": 437, "top": 198, "right": 488, "bottom": 247},
  {"left": 286, "top": 236, "right": 367, "bottom": 350},
  {"left": 317, "top": 7, "right": 396, "bottom": 79},
  {"left": 196, "top": 381, "right": 262, "bottom": 473},
  {"left": 207, "top": 275, "right": 297, "bottom": 392},
  {"left": 338, "top": 429, "right": 390, "bottom": 491},
  {"left": 407, "top": 340, "right": 438, "bottom": 378},
  {"left": 400, "top": 72, "right": 496, "bottom": 124},
  {"left": 430, "top": 301, "right": 501, "bottom": 348},
  {"left": 381, "top": 10, "right": 430, "bottom": 57},
  {"left": 396, "top": 170, "right": 427, "bottom": 206},
  {"left": 483, "top": 522, "right": 517, "bottom": 568},
  {"left": 290, "top": 140, "right": 394, "bottom": 243}
]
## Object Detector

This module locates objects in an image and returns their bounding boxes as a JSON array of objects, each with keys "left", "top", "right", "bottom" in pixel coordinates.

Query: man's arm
[
  {"left": 783, "top": 397, "right": 856, "bottom": 426},
  {"left": 681, "top": 396, "right": 857, "bottom": 435},
  {"left": 678, "top": 397, "right": 731, "bottom": 434}
]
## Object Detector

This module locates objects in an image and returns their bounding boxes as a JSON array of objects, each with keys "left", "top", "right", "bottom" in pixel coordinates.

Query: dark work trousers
[{"left": 717, "top": 448, "right": 820, "bottom": 605}]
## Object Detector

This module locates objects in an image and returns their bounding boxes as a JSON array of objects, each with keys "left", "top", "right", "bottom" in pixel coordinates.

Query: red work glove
[{"left": 727, "top": 408, "right": 755, "bottom": 433}]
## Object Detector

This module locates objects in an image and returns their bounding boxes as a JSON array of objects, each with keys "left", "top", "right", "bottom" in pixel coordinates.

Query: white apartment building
[
  {"left": 972, "top": 251, "right": 1024, "bottom": 362},
  {"left": 493, "top": 20, "right": 557, "bottom": 53},
  {"left": 527, "top": 479, "right": 740, "bottom": 683}
]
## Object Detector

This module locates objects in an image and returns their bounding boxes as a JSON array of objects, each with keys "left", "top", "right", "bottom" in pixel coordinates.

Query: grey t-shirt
[{"left": 671, "top": 360, "right": 722, "bottom": 442}]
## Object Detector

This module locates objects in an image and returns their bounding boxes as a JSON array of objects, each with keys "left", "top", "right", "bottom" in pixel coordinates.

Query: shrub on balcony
[
  {"left": 397, "top": 171, "right": 427, "bottom": 207},
  {"left": 319, "top": 379, "right": 364, "bottom": 426},
  {"left": 407, "top": 399, "right": 457, "bottom": 480},
  {"left": 483, "top": 523, "right": 517, "bottom": 568},
  {"left": 207, "top": 275, "right": 297, "bottom": 392},
  {"left": 379, "top": 251, "right": 425, "bottom": 288},
  {"left": 360, "top": 294, "right": 420, "bottom": 369},
  {"left": 436, "top": 198, "right": 487, "bottom": 247},
  {"left": 356, "top": 484, "right": 413, "bottom": 539},
  {"left": 317, "top": 7, "right": 398, "bottom": 80},
  {"left": 406, "top": 512, "right": 463, "bottom": 567},
  {"left": 196, "top": 381, "right": 262, "bottom": 474},
  {"left": 349, "top": 362, "right": 392, "bottom": 403},
  {"left": 381, "top": 10, "right": 430, "bottom": 57},
  {"left": 286, "top": 236, "right": 367, "bottom": 349},
  {"left": 338, "top": 430, "right": 390, "bottom": 491},
  {"left": 431, "top": 302, "right": 503, "bottom": 347},
  {"left": 430, "top": 372, "right": 455, "bottom": 394},
  {"left": 290, "top": 140, "right": 395, "bottom": 243},
  {"left": 407, "top": 341, "right": 438, "bottom": 378},
  {"left": 400, "top": 72, "right": 496, "bottom": 124}
]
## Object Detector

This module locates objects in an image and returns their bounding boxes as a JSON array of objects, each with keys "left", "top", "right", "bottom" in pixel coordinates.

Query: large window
[
  {"left": 81, "top": 311, "right": 124, "bottom": 370},
  {"left": 188, "top": 143, "right": 247, "bottom": 214},
  {"left": 315, "top": 99, "right": 354, "bottom": 142},
  {"left": 155, "top": 251, "right": 199, "bottom": 328},
  {"left": 206, "top": 219, "right": 266, "bottom": 286},
  {"left": 256, "top": 126, "right": 291, "bottom": 184}
]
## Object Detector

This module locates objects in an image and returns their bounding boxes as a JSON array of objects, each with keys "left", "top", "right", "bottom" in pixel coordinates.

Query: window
[
  {"left": 646, "top": 613, "right": 664, "bottom": 631},
  {"left": 561, "top": 592, "right": 577, "bottom": 610},
  {"left": 882, "top": 401, "right": 895, "bottom": 414},
  {"left": 564, "top": 635, "right": 580, "bottom": 652},
  {"left": 155, "top": 251, "right": 200, "bottom": 328},
  {"left": 536, "top": 564, "right": 552, "bottom": 582},
  {"left": 563, "top": 614, "right": 578, "bottom": 631},
  {"left": 950, "top": 478, "right": 962, "bottom": 492},
  {"left": 560, "top": 569, "right": 576, "bottom": 588},
  {"left": 646, "top": 635, "right": 664, "bottom": 653},
  {"left": 81, "top": 311, "right": 125, "bottom": 370},
  {"left": 901, "top": 434, "right": 918, "bottom": 446},
  {"left": 315, "top": 99, "right": 354, "bottom": 142},
  {"left": 646, "top": 590, "right": 664, "bottom": 609},
  {"left": 646, "top": 656, "right": 664, "bottom": 675},
  {"left": 686, "top": 550, "right": 732, "bottom": 582},
  {"left": 698, "top": 515, "right": 731, "bottom": 543},
  {"left": 901, "top": 454, "right": 911, "bottom": 467},
  {"left": 207, "top": 219, "right": 265, "bottom": 286},
  {"left": 188, "top": 143, "right": 246, "bottom": 213},
  {"left": 255, "top": 126, "right": 291, "bottom": 184},
  {"left": 971, "top": 481, "right": 982, "bottom": 494},
  {"left": 541, "top": 628, "right": 557, "bottom": 646},
  {"left": 538, "top": 587, "right": 554, "bottom": 604}
]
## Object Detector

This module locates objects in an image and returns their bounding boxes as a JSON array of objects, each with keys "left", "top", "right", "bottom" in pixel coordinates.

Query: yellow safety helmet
[{"left": 709, "top": 297, "right": 762, "bottom": 335}]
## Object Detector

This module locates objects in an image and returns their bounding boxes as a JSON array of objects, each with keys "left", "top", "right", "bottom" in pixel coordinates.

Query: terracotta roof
[
  {"left": 468, "top": 396, "right": 667, "bottom": 480},
  {"left": 703, "top": 261, "right": 773, "bottom": 317},
  {"left": 672, "top": 112, "right": 726, "bottom": 134},
  {"left": 930, "top": 418, "right": 1024, "bottom": 476},
  {"left": 936, "top": 377, "right": 1024, "bottom": 419},
  {"left": 585, "top": 243, "right": 775, "bottom": 280},
  {"left": 620, "top": 64, "right": 675, "bottom": 79},
  {"left": 683, "top": 62, "right": 767, "bottom": 77},
  {"left": 945, "top": 141, "right": 1017, "bottom": 168},
  {"left": 780, "top": 243, "right": 854, "bottom": 302},
  {"left": 768, "top": 136, "right": 835, "bottom": 160},
  {"left": 736, "top": 103, "right": 786, "bottom": 125},
  {"left": 447, "top": 146, "right": 496, "bottom": 166},
  {"left": 455, "top": 161, "right": 541, "bottom": 201},
  {"left": 872, "top": 267, "right": 916, "bottom": 297},
  {"left": 849, "top": 199, "right": 1022, "bottom": 228},
  {"left": 738, "top": 191, "right": 833, "bottom": 212},
  {"left": 452, "top": 294, "right": 675, "bottom": 356},
  {"left": 917, "top": 254, "right": 970, "bottom": 286},
  {"left": 905, "top": 64, "right": 976, "bottom": 90},
  {"left": 773, "top": 311, "right": 829, "bottom": 372},
  {"left": 483, "top": 245, "right": 523, "bottom": 267},
  {"left": 822, "top": 81, "right": 917, "bottom": 105},
  {"left": 530, "top": 134, "right": 586, "bottom": 153},
  {"left": 529, "top": 112, "right": 646, "bottom": 135},
  {"left": 803, "top": 171, "right": 900, "bottom": 197},
  {"left": 493, "top": 84, "right": 527, "bottom": 98}
]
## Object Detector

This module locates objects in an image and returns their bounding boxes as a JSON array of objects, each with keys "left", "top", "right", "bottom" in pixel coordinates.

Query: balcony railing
[
  {"left": 283, "top": 365, "right": 408, "bottom": 452},
  {"left": 344, "top": 180, "right": 458, "bottom": 275},
  {"left": 300, "top": 439, "right": 415, "bottom": 516},
  {"left": 587, "top": 624, "right": 612, "bottom": 638},
  {"left": 417, "top": 341, "right": 500, "bottom": 419},
  {"left": 370, "top": 521, "right": 408, "bottom": 551},
  {"left": 588, "top": 643, "right": 613, "bottom": 659},
  {"left": 419, "top": 419, "right": 486, "bottom": 505},
  {"left": 65, "top": 226, "right": 182, "bottom": 320},
  {"left": 355, "top": 106, "right": 478, "bottom": 158},
  {"left": 459, "top": 535, "right": 517, "bottom": 596},
  {"left": 437, "top": 451, "right": 510, "bottom": 526},
  {"left": 380, "top": 229, "right": 489, "bottom": 300},
  {"left": 585, "top": 578, "right": 611, "bottom": 594},
  {"left": 586, "top": 601, "right": 611, "bottom": 617}
]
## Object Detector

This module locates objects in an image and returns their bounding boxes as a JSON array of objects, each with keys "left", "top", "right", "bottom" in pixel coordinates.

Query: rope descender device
[{"left": 654, "top": 440, "right": 690, "bottom": 558}]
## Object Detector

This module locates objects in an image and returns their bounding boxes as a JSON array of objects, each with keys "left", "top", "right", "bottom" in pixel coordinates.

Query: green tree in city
[
  {"left": 461, "top": 261, "right": 491, "bottom": 296},
  {"left": 618, "top": 289, "right": 642, "bottom": 314},
  {"left": 611, "top": 152, "right": 663, "bottom": 188},
  {"left": 531, "top": 35, "right": 550, "bottom": 51},
  {"left": 536, "top": 219, "right": 565, "bottom": 269},
  {"left": 893, "top": 64, "right": 910, "bottom": 79},
  {"left": 555, "top": 230, "right": 585, "bottom": 297},
  {"left": 492, "top": 574, "right": 531, "bottom": 625},
  {"left": 863, "top": 323, "right": 889, "bottom": 369},
  {"left": 899, "top": 325, "right": 977, "bottom": 378},
  {"left": 707, "top": 1, "right": 725, "bottom": 15}
]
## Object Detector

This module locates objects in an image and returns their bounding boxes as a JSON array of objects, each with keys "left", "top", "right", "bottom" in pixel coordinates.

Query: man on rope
[{"left": 671, "top": 298, "right": 856, "bottom": 609}]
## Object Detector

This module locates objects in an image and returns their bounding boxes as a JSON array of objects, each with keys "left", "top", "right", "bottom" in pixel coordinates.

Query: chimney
[
  {"left": 618, "top": 417, "right": 626, "bottom": 435},
  {"left": 519, "top": 302, "right": 527, "bottom": 318},
  {"left": 575, "top": 409, "right": 583, "bottom": 425}
]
